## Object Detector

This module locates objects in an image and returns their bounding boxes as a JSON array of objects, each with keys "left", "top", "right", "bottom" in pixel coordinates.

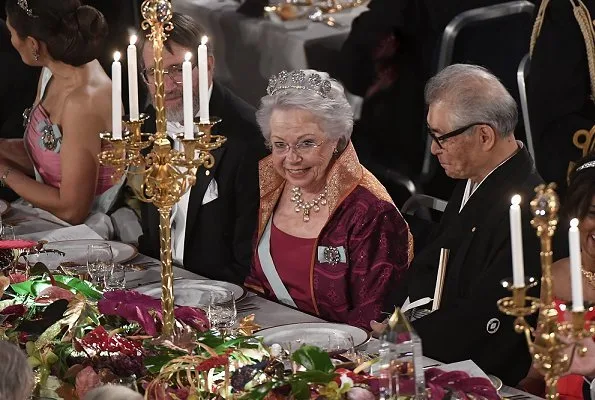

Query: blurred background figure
[
  {"left": 0, "top": 341, "right": 34, "bottom": 400},
  {"left": 527, "top": 0, "right": 595, "bottom": 198}
]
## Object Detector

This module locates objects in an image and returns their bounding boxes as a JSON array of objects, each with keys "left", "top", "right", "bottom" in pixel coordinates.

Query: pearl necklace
[{"left": 290, "top": 186, "right": 328, "bottom": 222}]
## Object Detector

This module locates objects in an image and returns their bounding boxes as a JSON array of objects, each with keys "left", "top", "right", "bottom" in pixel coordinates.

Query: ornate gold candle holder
[
  {"left": 98, "top": 0, "right": 226, "bottom": 341},
  {"left": 498, "top": 184, "right": 595, "bottom": 400}
]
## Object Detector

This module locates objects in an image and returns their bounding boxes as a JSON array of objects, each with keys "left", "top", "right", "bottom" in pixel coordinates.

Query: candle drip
[{"left": 290, "top": 186, "right": 328, "bottom": 222}]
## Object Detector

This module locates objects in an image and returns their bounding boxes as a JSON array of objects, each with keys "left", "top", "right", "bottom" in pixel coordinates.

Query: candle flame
[
  {"left": 570, "top": 218, "right": 579, "bottom": 228},
  {"left": 184, "top": 52, "right": 192, "bottom": 62},
  {"left": 511, "top": 194, "right": 521, "bottom": 206},
  {"left": 113, "top": 51, "right": 121, "bottom": 62},
  {"left": 201, "top": 36, "right": 209, "bottom": 46},
  {"left": 130, "top": 35, "right": 137, "bottom": 45}
]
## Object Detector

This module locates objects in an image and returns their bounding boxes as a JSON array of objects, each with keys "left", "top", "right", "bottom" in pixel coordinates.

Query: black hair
[{"left": 5, "top": 0, "right": 108, "bottom": 66}]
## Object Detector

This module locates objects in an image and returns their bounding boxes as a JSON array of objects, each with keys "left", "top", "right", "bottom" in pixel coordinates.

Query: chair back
[
  {"left": 421, "top": 1, "right": 536, "bottom": 181},
  {"left": 401, "top": 194, "right": 448, "bottom": 255},
  {"left": 517, "top": 53, "right": 536, "bottom": 161}
]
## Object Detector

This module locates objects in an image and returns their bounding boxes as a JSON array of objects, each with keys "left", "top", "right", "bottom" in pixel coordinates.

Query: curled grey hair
[
  {"left": 0, "top": 341, "right": 33, "bottom": 400},
  {"left": 425, "top": 64, "right": 518, "bottom": 137},
  {"left": 84, "top": 385, "right": 144, "bottom": 400},
  {"left": 257, "top": 70, "right": 354, "bottom": 150}
]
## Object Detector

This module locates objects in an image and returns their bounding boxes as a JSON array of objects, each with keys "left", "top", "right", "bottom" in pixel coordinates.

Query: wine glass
[
  {"left": 207, "top": 290, "right": 237, "bottom": 334},
  {"left": 104, "top": 263, "right": 126, "bottom": 290},
  {"left": 87, "top": 243, "right": 113, "bottom": 288},
  {"left": 1, "top": 224, "right": 16, "bottom": 240},
  {"left": 327, "top": 333, "right": 355, "bottom": 358}
]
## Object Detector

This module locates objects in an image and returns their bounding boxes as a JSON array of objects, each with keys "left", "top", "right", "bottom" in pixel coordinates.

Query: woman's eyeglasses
[
  {"left": 141, "top": 63, "right": 197, "bottom": 85},
  {"left": 427, "top": 122, "right": 491, "bottom": 149},
  {"left": 269, "top": 139, "right": 325, "bottom": 156}
]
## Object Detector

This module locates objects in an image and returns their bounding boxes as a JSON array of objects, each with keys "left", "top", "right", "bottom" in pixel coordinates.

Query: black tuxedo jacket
[
  {"left": 138, "top": 82, "right": 267, "bottom": 284},
  {"left": 406, "top": 146, "right": 544, "bottom": 385}
]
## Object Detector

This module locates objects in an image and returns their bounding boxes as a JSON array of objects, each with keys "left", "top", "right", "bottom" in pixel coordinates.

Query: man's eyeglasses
[
  {"left": 141, "top": 63, "right": 197, "bottom": 85},
  {"left": 427, "top": 122, "right": 491, "bottom": 149},
  {"left": 269, "top": 139, "right": 325, "bottom": 156}
]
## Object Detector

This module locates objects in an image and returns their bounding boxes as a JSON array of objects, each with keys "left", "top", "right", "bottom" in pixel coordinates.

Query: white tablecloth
[{"left": 174, "top": 0, "right": 365, "bottom": 110}]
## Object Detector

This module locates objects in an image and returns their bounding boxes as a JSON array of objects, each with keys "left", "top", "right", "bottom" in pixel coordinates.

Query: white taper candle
[
  {"left": 510, "top": 194, "right": 525, "bottom": 287},
  {"left": 183, "top": 52, "right": 194, "bottom": 140},
  {"left": 112, "top": 51, "right": 122, "bottom": 140},
  {"left": 127, "top": 35, "right": 139, "bottom": 120},
  {"left": 569, "top": 218, "right": 584, "bottom": 311},
  {"left": 198, "top": 36, "right": 210, "bottom": 124}
]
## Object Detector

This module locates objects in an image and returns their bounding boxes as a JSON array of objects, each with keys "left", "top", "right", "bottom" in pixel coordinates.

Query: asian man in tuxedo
[{"left": 137, "top": 13, "right": 267, "bottom": 284}]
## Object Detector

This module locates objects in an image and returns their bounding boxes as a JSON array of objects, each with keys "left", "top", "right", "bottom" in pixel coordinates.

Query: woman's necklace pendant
[{"left": 290, "top": 186, "right": 328, "bottom": 222}]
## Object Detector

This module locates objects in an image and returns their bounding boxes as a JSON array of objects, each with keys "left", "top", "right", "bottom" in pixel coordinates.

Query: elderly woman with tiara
[{"left": 244, "top": 69, "right": 413, "bottom": 329}]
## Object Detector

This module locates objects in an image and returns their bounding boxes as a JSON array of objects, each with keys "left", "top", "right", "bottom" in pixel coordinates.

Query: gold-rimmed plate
[
  {"left": 488, "top": 374, "right": 503, "bottom": 391},
  {"left": 136, "top": 279, "right": 247, "bottom": 305},
  {"left": 256, "top": 322, "right": 370, "bottom": 349}
]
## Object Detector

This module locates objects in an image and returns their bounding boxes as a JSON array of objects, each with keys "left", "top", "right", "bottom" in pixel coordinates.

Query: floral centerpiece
[{"left": 0, "top": 242, "right": 500, "bottom": 399}]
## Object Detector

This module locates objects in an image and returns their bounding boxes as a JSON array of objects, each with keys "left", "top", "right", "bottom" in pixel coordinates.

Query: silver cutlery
[{"left": 308, "top": 8, "right": 343, "bottom": 27}]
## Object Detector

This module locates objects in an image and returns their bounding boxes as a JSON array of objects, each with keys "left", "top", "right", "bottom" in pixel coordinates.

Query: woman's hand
[{"left": 565, "top": 339, "right": 595, "bottom": 377}]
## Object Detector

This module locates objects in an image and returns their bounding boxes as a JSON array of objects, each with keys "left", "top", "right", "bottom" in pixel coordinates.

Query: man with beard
[{"left": 137, "top": 13, "right": 267, "bottom": 284}]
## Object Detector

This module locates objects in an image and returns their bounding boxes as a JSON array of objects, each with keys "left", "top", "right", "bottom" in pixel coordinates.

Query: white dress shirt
[
  {"left": 170, "top": 86, "right": 213, "bottom": 265},
  {"left": 459, "top": 142, "right": 523, "bottom": 213}
]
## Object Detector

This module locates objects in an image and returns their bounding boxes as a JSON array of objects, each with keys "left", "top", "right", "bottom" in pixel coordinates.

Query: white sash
[{"left": 257, "top": 217, "right": 298, "bottom": 308}]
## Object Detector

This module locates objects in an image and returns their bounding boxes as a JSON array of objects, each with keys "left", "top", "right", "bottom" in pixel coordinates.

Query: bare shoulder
[
  {"left": 62, "top": 66, "right": 111, "bottom": 131},
  {"left": 551, "top": 258, "right": 571, "bottom": 299}
]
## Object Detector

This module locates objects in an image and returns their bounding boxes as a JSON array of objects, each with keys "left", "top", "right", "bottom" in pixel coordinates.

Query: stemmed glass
[
  {"left": 207, "top": 290, "right": 237, "bottom": 335},
  {"left": 104, "top": 263, "right": 126, "bottom": 290},
  {"left": 0, "top": 224, "right": 16, "bottom": 240},
  {"left": 87, "top": 243, "right": 113, "bottom": 288}
]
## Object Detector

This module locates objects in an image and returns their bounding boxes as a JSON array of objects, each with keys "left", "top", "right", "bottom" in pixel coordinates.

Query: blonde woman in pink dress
[{"left": 0, "top": 0, "right": 117, "bottom": 226}]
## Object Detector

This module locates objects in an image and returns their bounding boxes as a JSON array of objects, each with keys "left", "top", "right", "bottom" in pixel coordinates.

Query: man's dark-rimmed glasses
[
  {"left": 427, "top": 122, "right": 491, "bottom": 149},
  {"left": 141, "top": 63, "right": 197, "bottom": 85}
]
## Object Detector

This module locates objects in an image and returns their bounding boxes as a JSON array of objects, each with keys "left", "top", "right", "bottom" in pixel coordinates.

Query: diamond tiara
[
  {"left": 266, "top": 70, "right": 332, "bottom": 98},
  {"left": 576, "top": 160, "right": 595, "bottom": 172},
  {"left": 17, "top": 0, "right": 37, "bottom": 17}
]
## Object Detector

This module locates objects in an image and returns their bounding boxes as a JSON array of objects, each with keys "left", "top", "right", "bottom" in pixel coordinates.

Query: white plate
[
  {"left": 28, "top": 240, "right": 138, "bottom": 269},
  {"left": 136, "top": 279, "right": 246, "bottom": 306},
  {"left": 0, "top": 199, "right": 9, "bottom": 216},
  {"left": 257, "top": 322, "right": 370, "bottom": 349}
]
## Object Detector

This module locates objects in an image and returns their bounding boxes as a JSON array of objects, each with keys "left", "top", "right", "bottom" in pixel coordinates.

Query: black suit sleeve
[
  {"left": 412, "top": 215, "right": 541, "bottom": 386},
  {"left": 137, "top": 202, "right": 159, "bottom": 259},
  {"left": 229, "top": 139, "right": 263, "bottom": 281}
]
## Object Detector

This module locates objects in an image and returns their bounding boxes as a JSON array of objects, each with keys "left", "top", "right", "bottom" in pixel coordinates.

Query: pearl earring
[{"left": 32, "top": 49, "right": 39, "bottom": 61}]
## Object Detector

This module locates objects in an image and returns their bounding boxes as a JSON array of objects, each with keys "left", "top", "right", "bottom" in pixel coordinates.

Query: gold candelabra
[
  {"left": 498, "top": 184, "right": 595, "bottom": 400},
  {"left": 98, "top": 0, "right": 226, "bottom": 340}
]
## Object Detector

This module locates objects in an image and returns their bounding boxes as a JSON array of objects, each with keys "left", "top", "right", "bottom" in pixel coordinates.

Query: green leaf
[
  {"left": 144, "top": 353, "right": 182, "bottom": 374},
  {"left": 36, "top": 321, "right": 63, "bottom": 349},
  {"left": 239, "top": 381, "right": 278, "bottom": 400},
  {"left": 291, "top": 345, "right": 334, "bottom": 373},
  {"left": 214, "top": 336, "right": 255, "bottom": 353},
  {"left": 294, "top": 370, "right": 337, "bottom": 384},
  {"left": 54, "top": 276, "right": 102, "bottom": 300},
  {"left": 10, "top": 280, "right": 36, "bottom": 296},
  {"left": 290, "top": 379, "right": 310, "bottom": 400},
  {"left": 29, "top": 262, "right": 51, "bottom": 277}
]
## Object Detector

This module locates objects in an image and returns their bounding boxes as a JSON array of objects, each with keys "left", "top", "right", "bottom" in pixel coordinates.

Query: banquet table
[
  {"left": 173, "top": 0, "right": 365, "bottom": 113},
  {"left": 3, "top": 205, "right": 542, "bottom": 399}
]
